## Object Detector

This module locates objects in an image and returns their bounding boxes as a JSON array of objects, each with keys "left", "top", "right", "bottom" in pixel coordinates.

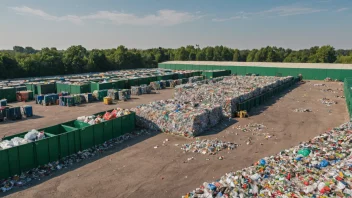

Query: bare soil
[{"left": 2, "top": 81, "right": 348, "bottom": 198}]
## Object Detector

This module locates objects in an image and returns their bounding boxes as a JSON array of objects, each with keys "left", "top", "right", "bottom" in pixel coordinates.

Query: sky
[{"left": 0, "top": 0, "right": 351, "bottom": 50}]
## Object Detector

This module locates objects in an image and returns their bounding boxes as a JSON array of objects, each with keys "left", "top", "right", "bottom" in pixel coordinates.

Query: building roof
[{"left": 161, "top": 61, "right": 352, "bottom": 70}]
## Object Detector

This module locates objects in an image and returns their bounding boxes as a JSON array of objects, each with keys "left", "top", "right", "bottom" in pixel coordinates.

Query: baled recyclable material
[
  {"left": 175, "top": 76, "right": 294, "bottom": 117},
  {"left": 131, "top": 86, "right": 142, "bottom": 95},
  {"left": 131, "top": 99, "right": 224, "bottom": 137}
]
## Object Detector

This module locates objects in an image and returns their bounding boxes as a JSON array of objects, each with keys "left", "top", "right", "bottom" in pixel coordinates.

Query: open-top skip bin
[
  {"left": 37, "top": 83, "right": 56, "bottom": 95},
  {"left": 94, "top": 111, "right": 113, "bottom": 142},
  {"left": 63, "top": 120, "right": 94, "bottom": 151},
  {"left": 90, "top": 82, "right": 113, "bottom": 91},
  {"left": 0, "top": 130, "right": 58, "bottom": 178},
  {"left": 39, "top": 124, "right": 79, "bottom": 159}
]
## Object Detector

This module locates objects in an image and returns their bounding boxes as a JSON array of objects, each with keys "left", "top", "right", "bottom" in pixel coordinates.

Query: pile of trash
[
  {"left": 0, "top": 130, "right": 45, "bottom": 149},
  {"left": 234, "top": 123, "right": 266, "bottom": 133},
  {"left": 293, "top": 108, "right": 312, "bottom": 112},
  {"left": 174, "top": 76, "right": 294, "bottom": 117},
  {"left": 131, "top": 100, "right": 223, "bottom": 137},
  {"left": 184, "top": 122, "right": 352, "bottom": 198},
  {"left": 313, "top": 83, "right": 326, "bottom": 87},
  {"left": 181, "top": 138, "right": 238, "bottom": 155},
  {"left": 77, "top": 115, "right": 105, "bottom": 125},
  {"left": 0, "top": 129, "right": 150, "bottom": 193},
  {"left": 77, "top": 108, "right": 131, "bottom": 123},
  {"left": 320, "top": 98, "right": 337, "bottom": 106}
]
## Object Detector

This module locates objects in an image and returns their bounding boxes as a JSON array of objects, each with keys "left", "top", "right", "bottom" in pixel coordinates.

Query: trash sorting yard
[
  {"left": 185, "top": 122, "right": 352, "bottom": 197},
  {"left": 1, "top": 80, "right": 348, "bottom": 198}
]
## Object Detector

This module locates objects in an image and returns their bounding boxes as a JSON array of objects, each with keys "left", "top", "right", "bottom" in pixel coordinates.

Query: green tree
[
  {"left": 246, "top": 49, "right": 258, "bottom": 62},
  {"left": 233, "top": 49, "right": 241, "bottom": 61},
  {"left": 13, "top": 46, "right": 25, "bottom": 53},
  {"left": 88, "top": 49, "right": 110, "bottom": 72},
  {"left": 176, "top": 47, "right": 189, "bottom": 60},
  {"left": 314, "top": 45, "right": 337, "bottom": 63},
  {"left": 63, "top": 45, "right": 88, "bottom": 73},
  {"left": 196, "top": 50, "right": 206, "bottom": 61}
]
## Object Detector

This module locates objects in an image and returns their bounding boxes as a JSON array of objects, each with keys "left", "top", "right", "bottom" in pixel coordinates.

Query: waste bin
[{"left": 39, "top": 124, "right": 79, "bottom": 159}]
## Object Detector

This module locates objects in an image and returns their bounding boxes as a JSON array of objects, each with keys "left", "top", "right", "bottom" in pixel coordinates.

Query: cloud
[
  {"left": 261, "top": 6, "right": 325, "bottom": 16},
  {"left": 336, "top": 8, "right": 349, "bottom": 12},
  {"left": 212, "top": 12, "right": 248, "bottom": 22},
  {"left": 212, "top": 5, "right": 325, "bottom": 22},
  {"left": 9, "top": 6, "right": 201, "bottom": 26},
  {"left": 9, "top": 6, "right": 83, "bottom": 24}
]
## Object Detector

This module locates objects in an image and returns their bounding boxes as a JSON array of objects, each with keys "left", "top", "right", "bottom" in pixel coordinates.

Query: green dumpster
[{"left": 39, "top": 124, "right": 78, "bottom": 159}]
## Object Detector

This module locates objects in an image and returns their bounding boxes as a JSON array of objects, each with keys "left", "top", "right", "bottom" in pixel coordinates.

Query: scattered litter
[
  {"left": 181, "top": 139, "right": 237, "bottom": 155},
  {"left": 0, "top": 130, "right": 150, "bottom": 193},
  {"left": 313, "top": 83, "right": 326, "bottom": 86},
  {"left": 235, "top": 123, "right": 266, "bottom": 133},
  {"left": 184, "top": 122, "right": 352, "bottom": 197},
  {"left": 319, "top": 98, "right": 337, "bottom": 106},
  {"left": 293, "top": 108, "right": 312, "bottom": 112}
]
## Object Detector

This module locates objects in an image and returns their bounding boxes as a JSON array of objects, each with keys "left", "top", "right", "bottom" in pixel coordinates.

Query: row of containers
[
  {"left": 0, "top": 110, "right": 136, "bottom": 179},
  {"left": 344, "top": 78, "right": 352, "bottom": 119},
  {"left": 29, "top": 71, "right": 205, "bottom": 95},
  {"left": 1, "top": 71, "right": 224, "bottom": 103},
  {"left": 236, "top": 77, "right": 300, "bottom": 113}
]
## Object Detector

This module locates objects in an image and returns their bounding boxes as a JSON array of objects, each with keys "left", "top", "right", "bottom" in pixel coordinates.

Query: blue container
[
  {"left": 6, "top": 107, "right": 21, "bottom": 120},
  {"left": 0, "top": 99, "right": 7, "bottom": 107},
  {"left": 36, "top": 95, "right": 44, "bottom": 104},
  {"left": 22, "top": 105, "right": 33, "bottom": 117}
]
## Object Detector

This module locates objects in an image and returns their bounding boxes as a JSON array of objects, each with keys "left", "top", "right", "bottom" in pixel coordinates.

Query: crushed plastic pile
[
  {"left": 294, "top": 108, "right": 312, "bottom": 113},
  {"left": 174, "top": 76, "right": 293, "bottom": 117},
  {"left": 0, "top": 130, "right": 45, "bottom": 149},
  {"left": 181, "top": 138, "right": 238, "bottom": 155},
  {"left": 131, "top": 100, "right": 223, "bottom": 137},
  {"left": 0, "top": 129, "right": 150, "bottom": 193},
  {"left": 184, "top": 122, "right": 352, "bottom": 198},
  {"left": 320, "top": 98, "right": 337, "bottom": 106}
]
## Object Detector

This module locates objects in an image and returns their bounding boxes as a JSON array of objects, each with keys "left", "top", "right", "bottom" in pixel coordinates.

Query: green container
[
  {"left": 37, "top": 83, "right": 56, "bottom": 95},
  {"left": 112, "top": 117, "right": 122, "bottom": 138},
  {"left": 70, "top": 84, "right": 90, "bottom": 94},
  {"left": 66, "top": 120, "right": 94, "bottom": 151},
  {"left": 15, "top": 86, "right": 27, "bottom": 92},
  {"left": 0, "top": 87, "right": 16, "bottom": 102},
  {"left": 25, "top": 84, "right": 38, "bottom": 95},
  {"left": 39, "top": 124, "right": 79, "bottom": 159},
  {"left": 0, "top": 132, "right": 58, "bottom": 177},
  {"left": 90, "top": 82, "right": 113, "bottom": 92},
  {"left": 138, "top": 77, "right": 149, "bottom": 85},
  {"left": 121, "top": 115, "right": 130, "bottom": 135},
  {"left": 128, "top": 78, "right": 139, "bottom": 87},
  {"left": 0, "top": 148, "right": 11, "bottom": 179}
]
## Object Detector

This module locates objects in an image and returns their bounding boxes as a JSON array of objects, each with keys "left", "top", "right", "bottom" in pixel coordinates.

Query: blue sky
[{"left": 0, "top": 0, "right": 351, "bottom": 50}]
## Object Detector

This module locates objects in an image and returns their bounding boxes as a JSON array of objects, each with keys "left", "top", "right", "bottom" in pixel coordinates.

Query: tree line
[{"left": 0, "top": 45, "right": 351, "bottom": 79}]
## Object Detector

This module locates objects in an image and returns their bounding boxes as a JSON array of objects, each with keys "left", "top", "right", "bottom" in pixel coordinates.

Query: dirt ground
[
  {"left": 0, "top": 89, "right": 176, "bottom": 137},
  {"left": 2, "top": 81, "right": 349, "bottom": 198}
]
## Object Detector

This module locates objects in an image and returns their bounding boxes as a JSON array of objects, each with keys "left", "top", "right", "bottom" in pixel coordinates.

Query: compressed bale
[{"left": 131, "top": 99, "right": 223, "bottom": 137}]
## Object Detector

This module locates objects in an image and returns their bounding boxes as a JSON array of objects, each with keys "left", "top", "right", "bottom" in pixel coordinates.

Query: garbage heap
[
  {"left": 174, "top": 76, "right": 293, "bottom": 117},
  {"left": 184, "top": 122, "right": 352, "bottom": 198},
  {"left": 0, "top": 130, "right": 45, "bottom": 149},
  {"left": 131, "top": 100, "right": 223, "bottom": 137}
]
